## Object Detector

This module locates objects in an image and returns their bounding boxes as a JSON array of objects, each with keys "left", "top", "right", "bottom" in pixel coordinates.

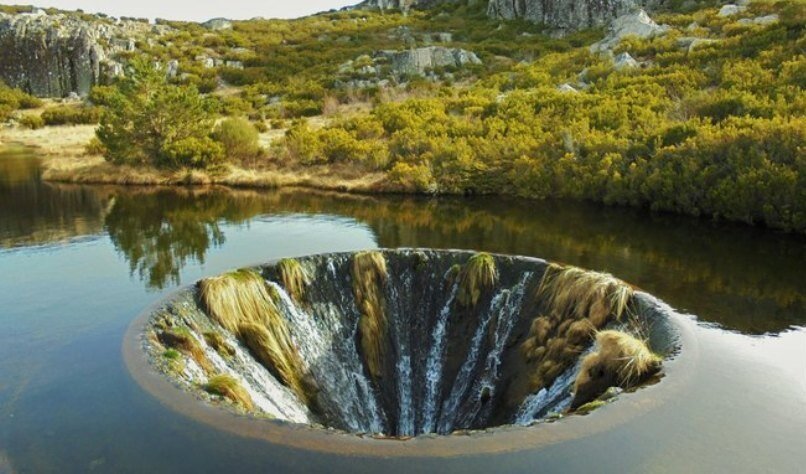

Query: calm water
[{"left": 0, "top": 146, "right": 804, "bottom": 473}]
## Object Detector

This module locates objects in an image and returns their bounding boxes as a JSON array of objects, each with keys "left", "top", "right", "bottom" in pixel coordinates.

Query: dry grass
[
  {"left": 456, "top": 252, "right": 498, "bottom": 307},
  {"left": 522, "top": 264, "right": 635, "bottom": 392},
  {"left": 351, "top": 251, "right": 388, "bottom": 381},
  {"left": 571, "top": 330, "right": 661, "bottom": 410},
  {"left": 203, "top": 331, "right": 235, "bottom": 358},
  {"left": 157, "top": 327, "right": 212, "bottom": 374},
  {"left": 276, "top": 258, "right": 309, "bottom": 303},
  {"left": 204, "top": 374, "right": 254, "bottom": 411},
  {"left": 536, "top": 263, "right": 634, "bottom": 326},
  {"left": 199, "top": 269, "right": 307, "bottom": 401},
  {"left": 586, "top": 330, "right": 661, "bottom": 387}
]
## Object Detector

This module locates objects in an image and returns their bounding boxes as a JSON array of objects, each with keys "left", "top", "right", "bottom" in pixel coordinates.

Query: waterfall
[
  {"left": 513, "top": 358, "right": 582, "bottom": 425},
  {"left": 438, "top": 273, "right": 532, "bottom": 433},
  {"left": 420, "top": 271, "right": 459, "bottom": 434}
]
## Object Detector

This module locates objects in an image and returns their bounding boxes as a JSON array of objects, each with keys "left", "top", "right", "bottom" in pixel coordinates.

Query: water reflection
[{"left": 1, "top": 148, "right": 803, "bottom": 334}]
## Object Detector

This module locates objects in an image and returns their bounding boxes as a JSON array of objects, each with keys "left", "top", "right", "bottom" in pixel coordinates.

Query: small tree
[{"left": 96, "top": 57, "right": 221, "bottom": 169}]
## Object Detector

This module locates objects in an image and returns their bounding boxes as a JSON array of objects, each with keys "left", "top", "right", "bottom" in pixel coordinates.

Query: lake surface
[{"left": 1, "top": 146, "right": 804, "bottom": 473}]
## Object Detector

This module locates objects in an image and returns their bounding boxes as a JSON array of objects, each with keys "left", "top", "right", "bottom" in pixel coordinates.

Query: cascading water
[{"left": 138, "top": 250, "right": 680, "bottom": 438}]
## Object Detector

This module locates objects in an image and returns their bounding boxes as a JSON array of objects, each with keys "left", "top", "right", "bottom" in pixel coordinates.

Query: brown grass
[
  {"left": 199, "top": 269, "right": 308, "bottom": 401},
  {"left": 203, "top": 331, "right": 235, "bottom": 358},
  {"left": 157, "top": 327, "right": 212, "bottom": 374},
  {"left": 351, "top": 251, "right": 388, "bottom": 381},
  {"left": 456, "top": 252, "right": 498, "bottom": 307},
  {"left": 204, "top": 374, "right": 254, "bottom": 411},
  {"left": 276, "top": 258, "right": 309, "bottom": 303}
]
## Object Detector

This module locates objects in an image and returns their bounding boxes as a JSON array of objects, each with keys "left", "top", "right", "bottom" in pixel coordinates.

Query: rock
[
  {"left": 487, "top": 0, "right": 642, "bottom": 31},
  {"left": 376, "top": 46, "right": 481, "bottom": 76},
  {"left": 166, "top": 59, "right": 179, "bottom": 78},
  {"left": 557, "top": 83, "right": 578, "bottom": 93},
  {"left": 676, "top": 36, "right": 718, "bottom": 53},
  {"left": 201, "top": 18, "right": 232, "bottom": 30},
  {"left": 614, "top": 52, "right": 639, "bottom": 70},
  {"left": 737, "top": 14, "right": 779, "bottom": 26},
  {"left": 718, "top": 4, "right": 746, "bottom": 17},
  {"left": 224, "top": 60, "right": 244, "bottom": 70},
  {"left": 0, "top": 11, "right": 167, "bottom": 97},
  {"left": 590, "top": 9, "right": 670, "bottom": 53}
]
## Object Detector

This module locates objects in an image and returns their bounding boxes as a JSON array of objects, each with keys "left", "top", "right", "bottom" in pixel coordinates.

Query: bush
[
  {"left": 212, "top": 117, "right": 261, "bottom": 162},
  {"left": 161, "top": 136, "right": 225, "bottom": 169},
  {"left": 18, "top": 114, "right": 44, "bottom": 130},
  {"left": 41, "top": 105, "right": 101, "bottom": 125},
  {"left": 84, "top": 137, "right": 107, "bottom": 156}
]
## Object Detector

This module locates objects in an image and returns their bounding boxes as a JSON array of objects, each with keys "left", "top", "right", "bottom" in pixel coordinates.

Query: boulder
[
  {"left": 737, "top": 14, "right": 779, "bottom": 26},
  {"left": 201, "top": 18, "right": 232, "bottom": 30},
  {"left": 590, "top": 9, "right": 670, "bottom": 53},
  {"left": 376, "top": 46, "right": 481, "bottom": 76},
  {"left": 614, "top": 52, "right": 639, "bottom": 70},
  {"left": 717, "top": 4, "right": 746, "bottom": 17}
]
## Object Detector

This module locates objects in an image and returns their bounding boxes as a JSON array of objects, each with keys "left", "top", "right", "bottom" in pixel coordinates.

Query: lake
[{"left": 1, "top": 146, "right": 804, "bottom": 473}]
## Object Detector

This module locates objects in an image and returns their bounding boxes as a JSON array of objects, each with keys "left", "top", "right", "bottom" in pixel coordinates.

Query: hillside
[{"left": 0, "top": 0, "right": 803, "bottom": 232}]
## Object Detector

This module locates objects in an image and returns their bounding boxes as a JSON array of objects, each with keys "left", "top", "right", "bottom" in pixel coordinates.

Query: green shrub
[
  {"left": 161, "top": 136, "right": 225, "bottom": 169},
  {"left": 41, "top": 105, "right": 100, "bottom": 125},
  {"left": 212, "top": 117, "right": 261, "bottom": 162},
  {"left": 18, "top": 114, "right": 44, "bottom": 130}
]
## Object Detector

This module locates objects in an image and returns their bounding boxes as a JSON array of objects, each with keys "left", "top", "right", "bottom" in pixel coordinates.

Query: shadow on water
[{"left": 1, "top": 145, "right": 803, "bottom": 334}]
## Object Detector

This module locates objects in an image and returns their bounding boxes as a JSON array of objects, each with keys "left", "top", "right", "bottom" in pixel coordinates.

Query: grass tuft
[
  {"left": 204, "top": 374, "right": 254, "bottom": 411},
  {"left": 351, "top": 251, "right": 388, "bottom": 381},
  {"left": 203, "top": 331, "right": 235, "bottom": 358},
  {"left": 157, "top": 327, "right": 212, "bottom": 373},
  {"left": 276, "top": 258, "right": 309, "bottom": 303},
  {"left": 456, "top": 252, "right": 498, "bottom": 307}
]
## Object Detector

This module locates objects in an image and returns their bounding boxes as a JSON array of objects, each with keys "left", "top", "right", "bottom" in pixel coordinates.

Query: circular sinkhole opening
[{"left": 125, "top": 249, "right": 689, "bottom": 454}]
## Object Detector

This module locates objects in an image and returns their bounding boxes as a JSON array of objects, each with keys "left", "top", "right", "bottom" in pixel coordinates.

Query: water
[{"left": 1, "top": 146, "right": 804, "bottom": 472}]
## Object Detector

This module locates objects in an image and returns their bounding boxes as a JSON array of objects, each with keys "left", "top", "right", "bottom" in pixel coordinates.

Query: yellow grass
[
  {"left": 456, "top": 252, "right": 498, "bottom": 307},
  {"left": 351, "top": 251, "right": 388, "bottom": 381},
  {"left": 204, "top": 374, "right": 254, "bottom": 411},
  {"left": 199, "top": 269, "right": 308, "bottom": 401},
  {"left": 276, "top": 258, "right": 309, "bottom": 303}
]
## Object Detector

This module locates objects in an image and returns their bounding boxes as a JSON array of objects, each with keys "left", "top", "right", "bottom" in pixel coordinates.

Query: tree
[{"left": 96, "top": 57, "right": 222, "bottom": 169}]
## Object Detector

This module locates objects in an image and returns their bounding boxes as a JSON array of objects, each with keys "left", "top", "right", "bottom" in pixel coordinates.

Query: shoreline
[{"left": 0, "top": 124, "right": 388, "bottom": 194}]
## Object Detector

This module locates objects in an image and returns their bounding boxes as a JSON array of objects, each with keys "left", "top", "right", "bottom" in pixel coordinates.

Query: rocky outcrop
[
  {"left": 361, "top": 0, "right": 455, "bottom": 10},
  {"left": 590, "top": 9, "right": 669, "bottom": 52},
  {"left": 0, "top": 10, "right": 170, "bottom": 97},
  {"left": 201, "top": 18, "right": 232, "bottom": 30},
  {"left": 377, "top": 46, "right": 481, "bottom": 76},
  {"left": 487, "top": 0, "right": 643, "bottom": 31}
]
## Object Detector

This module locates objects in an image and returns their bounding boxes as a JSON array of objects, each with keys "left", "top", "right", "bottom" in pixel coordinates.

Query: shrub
[
  {"left": 161, "top": 136, "right": 225, "bottom": 169},
  {"left": 18, "top": 114, "right": 44, "bottom": 130},
  {"left": 84, "top": 137, "right": 107, "bottom": 156},
  {"left": 212, "top": 117, "right": 261, "bottom": 162},
  {"left": 41, "top": 105, "right": 100, "bottom": 125}
]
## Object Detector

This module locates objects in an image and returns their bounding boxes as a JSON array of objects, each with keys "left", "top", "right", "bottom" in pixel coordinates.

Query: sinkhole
[{"left": 127, "top": 249, "right": 684, "bottom": 445}]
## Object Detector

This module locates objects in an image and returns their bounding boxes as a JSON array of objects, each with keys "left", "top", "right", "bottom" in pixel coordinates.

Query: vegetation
[
  {"left": 41, "top": 105, "right": 100, "bottom": 126},
  {"left": 203, "top": 331, "right": 235, "bottom": 358},
  {"left": 17, "top": 114, "right": 44, "bottom": 130},
  {"left": 571, "top": 330, "right": 661, "bottom": 410},
  {"left": 96, "top": 57, "right": 221, "bottom": 169},
  {"left": 204, "top": 374, "right": 254, "bottom": 410},
  {"left": 456, "top": 252, "right": 498, "bottom": 307},
  {"left": 212, "top": 117, "right": 262, "bottom": 164},
  {"left": 276, "top": 259, "right": 309, "bottom": 303},
  {"left": 351, "top": 251, "right": 388, "bottom": 381},
  {"left": 199, "top": 269, "right": 309, "bottom": 402},
  {"left": 0, "top": 82, "right": 41, "bottom": 121},
  {"left": 6, "top": 0, "right": 804, "bottom": 233},
  {"left": 156, "top": 326, "right": 212, "bottom": 373}
]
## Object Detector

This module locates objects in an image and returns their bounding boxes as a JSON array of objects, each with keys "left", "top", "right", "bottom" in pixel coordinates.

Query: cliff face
[
  {"left": 0, "top": 10, "right": 168, "bottom": 97},
  {"left": 487, "top": 0, "right": 643, "bottom": 30}
]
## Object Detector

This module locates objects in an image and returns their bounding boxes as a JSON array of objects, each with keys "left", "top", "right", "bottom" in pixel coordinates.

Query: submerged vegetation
[{"left": 351, "top": 251, "right": 389, "bottom": 381}]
